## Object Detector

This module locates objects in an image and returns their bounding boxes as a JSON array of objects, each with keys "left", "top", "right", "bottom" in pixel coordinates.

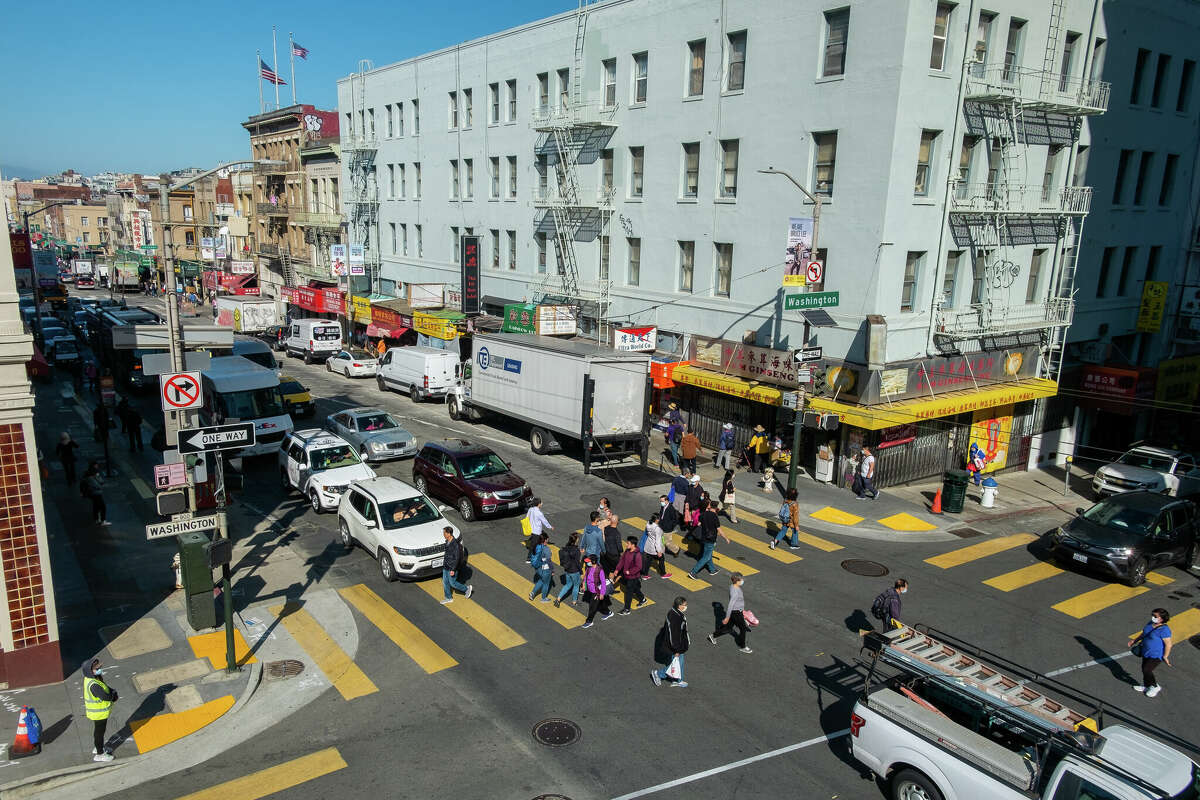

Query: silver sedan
[
  {"left": 325, "top": 348, "right": 379, "bottom": 377},
  {"left": 325, "top": 407, "right": 418, "bottom": 462}
]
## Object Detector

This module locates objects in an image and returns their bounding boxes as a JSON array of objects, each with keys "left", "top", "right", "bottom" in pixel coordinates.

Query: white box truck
[
  {"left": 214, "top": 297, "right": 280, "bottom": 333},
  {"left": 449, "top": 333, "right": 652, "bottom": 473}
]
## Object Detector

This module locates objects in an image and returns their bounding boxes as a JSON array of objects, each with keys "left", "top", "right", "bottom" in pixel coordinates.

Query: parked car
[
  {"left": 47, "top": 338, "right": 80, "bottom": 365},
  {"left": 337, "top": 476, "right": 456, "bottom": 582},
  {"left": 326, "top": 348, "right": 379, "bottom": 378},
  {"left": 37, "top": 325, "right": 73, "bottom": 352},
  {"left": 325, "top": 407, "right": 417, "bottom": 462},
  {"left": 376, "top": 345, "right": 459, "bottom": 402},
  {"left": 259, "top": 324, "right": 288, "bottom": 352},
  {"left": 1092, "top": 445, "right": 1200, "bottom": 498},
  {"left": 278, "top": 375, "right": 315, "bottom": 418},
  {"left": 278, "top": 429, "right": 377, "bottom": 513},
  {"left": 1048, "top": 491, "right": 1199, "bottom": 586},
  {"left": 411, "top": 439, "right": 533, "bottom": 522}
]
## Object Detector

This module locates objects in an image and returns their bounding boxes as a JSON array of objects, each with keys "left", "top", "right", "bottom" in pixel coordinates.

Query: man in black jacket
[
  {"left": 651, "top": 596, "right": 690, "bottom": 687},
  {"left": 441, "top": 527, "right": 473, "bottom": 604}
]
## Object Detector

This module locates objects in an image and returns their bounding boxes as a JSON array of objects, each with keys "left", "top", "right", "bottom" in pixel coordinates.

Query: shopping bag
[
  {"left": 743, "top": 610, "right": 760, "bottom": 627},
  {"left": 521, "top": 516, "right": 533, "bottom": 537},
  {"left": 665, "top": 655, "right": 682, "bottom": 680}
]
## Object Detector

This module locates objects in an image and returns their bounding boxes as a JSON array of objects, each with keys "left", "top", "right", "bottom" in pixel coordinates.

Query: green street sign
[
  {"left": 141, "top": 245, "right": 158, "bottom": 250},
  {"left": 785, "top": 291, "right": 840, "bottom": 310}
]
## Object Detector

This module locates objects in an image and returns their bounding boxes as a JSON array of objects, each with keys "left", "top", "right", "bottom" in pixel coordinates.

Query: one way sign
[{"left": 178, "top": 423, "right": 256, "bottom": 454}]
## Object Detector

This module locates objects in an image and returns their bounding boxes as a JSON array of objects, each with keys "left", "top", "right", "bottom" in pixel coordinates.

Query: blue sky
[{"left": 1, "top": 0, "right": 569, "bottom": 178}]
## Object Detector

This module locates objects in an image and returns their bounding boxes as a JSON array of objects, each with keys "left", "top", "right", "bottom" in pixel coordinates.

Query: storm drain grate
[
  {"left": 840, "top": 559, "right": 889, "bottom": 578},
  {"left": 531, "top": 796, "right": 573, "bottom": 800},
  {"left": 533, "top": 718, "right": 581, "bottom": 748},
  {"left": 264, "top": 659, "right": 305, "bottom": 680},
  {"left": 947, "top": 527, "right": 987, "bottom": 539}
]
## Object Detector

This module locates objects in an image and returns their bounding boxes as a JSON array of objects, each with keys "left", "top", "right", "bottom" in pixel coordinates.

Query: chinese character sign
[
  {"left": 613, "top": 326, "right": 657, "bottom": 352},
  {"left": 1136, "top": 281, "right": 1168, "bottom": 333},
  {"left": 782, "top": 217, "right": 814, "bottom": 288},
  {"left": 461, "top": 235, "right": 480, "bottom": 314},
  {"left": 348, "top": 244, "right": 366, "bottom": 276},
  {"left": 330, "top": 244, "right": 348, "bottom": 277}
]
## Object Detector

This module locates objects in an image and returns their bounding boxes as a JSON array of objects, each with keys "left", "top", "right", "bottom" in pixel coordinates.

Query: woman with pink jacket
[{"left": 580, "top": 554, "right": 613, "bottom": 629}]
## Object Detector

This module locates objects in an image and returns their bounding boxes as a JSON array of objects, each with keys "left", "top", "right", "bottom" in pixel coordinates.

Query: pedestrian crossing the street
[{"left": 470, "top": 552, "right": 586, "bottom": 629}]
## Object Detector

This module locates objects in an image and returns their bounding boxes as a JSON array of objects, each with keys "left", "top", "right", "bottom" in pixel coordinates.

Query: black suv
[
  {"left": 411, "top": 439, "right": 533, "bottom": 522},
  {"left": 1048, "top": 491, "right": 1200, "bottom": 586},
  {"left": 259, "top": 324, "right": 287, "bottom": 351}
]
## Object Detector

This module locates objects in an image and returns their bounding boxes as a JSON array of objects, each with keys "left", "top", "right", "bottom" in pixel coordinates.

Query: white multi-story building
[{"left": 337, "top": 0, "right": 1118, "bottom": 486}]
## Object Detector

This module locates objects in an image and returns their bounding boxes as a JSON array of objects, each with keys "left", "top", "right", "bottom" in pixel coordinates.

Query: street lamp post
[{"left": 757, "top": 167, "right": 823, "bottom": 494}]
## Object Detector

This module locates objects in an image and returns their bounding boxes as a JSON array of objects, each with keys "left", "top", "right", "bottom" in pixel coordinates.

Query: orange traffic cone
[
  {"left": 931, "top": 488, "right": 943, "bottom": 515},
  {"left": 11, "top": 707, "right": 40, "bottom": 758}
]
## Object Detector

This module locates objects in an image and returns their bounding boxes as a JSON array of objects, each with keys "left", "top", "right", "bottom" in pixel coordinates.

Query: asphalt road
[{"left": 90, "top": 293, "right": 1200, "bottom": 800}]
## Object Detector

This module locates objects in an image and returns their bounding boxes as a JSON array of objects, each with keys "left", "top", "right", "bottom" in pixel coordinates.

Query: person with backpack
[
  {"left": 81, "top": 461, "right": 109, "bottom": 526},
  {"left": 640, "top": 513, "right": 670, "bottom": 579},
  {"left": 688, "top": 499, "right": 729, "bottom": 580},
  {"left": 441, "top": 527, "right": 473, "bottom": 604},
  {"left": 614, "top": 536, "right": 647, "bottom": 615},
  {"left": 669, "top": 468, "right": 690, "bottom": 515},
  {"left": 581, "top": 511, "right": 605, "bottom": 561},
  {"left": 717, "top": 468, "right": 738, "bottom": 524},
  {"left": 871, "top": 578, "right": 908, "bottom": 630},
  {"left": 771, "top": 488, "right": 802, "bottom": 550},
  {"left": 657, "top": 495, "right": 681, "bottom": 557},
  {"left": 554, "top": 532, "right": 583, "bottom": 607},
  {"left": 707, "top": 572, "right": 752, "bottom": 654},
  {"left": 715, "top": 423, "right": 736, "bottom": 470},
  {"left": 580, "top": 554, "right": 613, "bottom": 628},
  {"left": 602, "top": 511, "right": 623, "bottom": 574},
  {"left": 528, "top": 533, "right": 554, "bottom": 602},
  {"left": 650, "top": 596, "right": 690, "bottom": 687}
]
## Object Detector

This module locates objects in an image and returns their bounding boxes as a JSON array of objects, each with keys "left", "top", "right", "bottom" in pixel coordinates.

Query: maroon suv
[{"left": 411, "top": 439, "right": 533, "bottom": 522}]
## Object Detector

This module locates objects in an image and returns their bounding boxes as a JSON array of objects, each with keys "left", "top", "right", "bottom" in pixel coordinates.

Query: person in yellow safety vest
[
  {"left": 748, "top": 425, "right": 771, "bottom": 473},
  {"left": 82, "top": 657, "right": 118, "bottom": 762}
]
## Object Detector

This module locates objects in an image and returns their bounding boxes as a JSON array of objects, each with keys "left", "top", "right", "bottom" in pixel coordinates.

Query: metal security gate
[{"left": 874, "top": 420, "right": 962, "bottom": 489}]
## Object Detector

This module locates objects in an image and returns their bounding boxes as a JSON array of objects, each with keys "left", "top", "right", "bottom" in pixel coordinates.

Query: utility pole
[{"left": 757, "top": 168, "right": 822, "bottom": 494}]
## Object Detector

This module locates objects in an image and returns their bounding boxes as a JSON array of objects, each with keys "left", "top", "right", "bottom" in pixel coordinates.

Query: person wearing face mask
[
  {"left": 1129, "top": 608, "right": 1173, "bottom": 698},
  {"left": 82, "top": 657, "right": 118, "bottom": 762},
  {"left": 872, "top": 578, "right": 908, "bottom": 630},
  {"left": 707, "top": 572, "right": 752, "bottom": 653},
  {"left": 651, "top": 596, "right": 690, "bottom": 687}
]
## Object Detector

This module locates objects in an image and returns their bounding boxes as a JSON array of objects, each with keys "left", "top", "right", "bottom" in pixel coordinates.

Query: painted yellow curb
[
  {"left": 130, "top": 694, "right": 235, "bottom": 753},
  {"left": 877, "top": 512, "right": 938, "bottom": 532},
  {"left": 809, "top": 506, "right": 864, "bottom": 526}
]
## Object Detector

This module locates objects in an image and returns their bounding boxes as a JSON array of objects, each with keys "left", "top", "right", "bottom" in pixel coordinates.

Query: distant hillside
[{"left": 1, "top": 163, "right": 51, "bottom": 180}]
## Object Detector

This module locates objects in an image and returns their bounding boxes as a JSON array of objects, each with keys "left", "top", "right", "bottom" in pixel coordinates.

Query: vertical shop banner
[
  {"left": 33, "top": 250, "right": 58, "bottom": 287},
  {"left": 1136, "top": 281, "right": 1169, "bottom": 333},
  {"left": 200, "top": 237, "right": 215, "bottom": 259},
  {"left": 348, "top": 244, "right": 366, "bottom": 276},
  {"left": 460, "top": 235, "right": 481, "bottom": 314},
  {"left": 967, "top": 404, "right": 1014, "bottom": 475},
  {"left": 329, "top": 244, "right": 348, "bottom": 277},
  {"left": 9, "top": 232, "right": 33, "bottom": 269},
  {"left": 782, "top": 216, "right": 814, "bottom": 288}
]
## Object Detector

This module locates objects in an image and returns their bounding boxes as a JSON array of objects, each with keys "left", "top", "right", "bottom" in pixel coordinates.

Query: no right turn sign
[{"left": 160, "top": 371, "right": 204, "bottom": 412}]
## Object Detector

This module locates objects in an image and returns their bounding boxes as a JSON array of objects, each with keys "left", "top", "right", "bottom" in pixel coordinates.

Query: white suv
[
  {"left": 337, "top": 477, "right": 456, "bottom": 582},
  {"left": 279, "top": 429, "right": 377, "bottom": 513},
  {"left": 1093, "top": 446, "right": 1200, "bottom": 498}
]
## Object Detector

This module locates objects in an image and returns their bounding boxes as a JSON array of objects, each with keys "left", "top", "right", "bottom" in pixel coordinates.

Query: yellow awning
[
  {"left": 671, "top": 365, "right": 784, "bottom": 406},
  {"left": 807, "top": 378, "right": 1059, "bottom": 430}
]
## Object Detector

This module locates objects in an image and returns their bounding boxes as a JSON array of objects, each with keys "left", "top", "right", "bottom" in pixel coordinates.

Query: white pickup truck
[{"left": 851, "top": 627, "right": 1199, "bottom": 800}]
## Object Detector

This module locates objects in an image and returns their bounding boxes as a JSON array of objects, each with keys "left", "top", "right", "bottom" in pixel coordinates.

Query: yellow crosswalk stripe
[
  {"left": 339, "top": 584, "right": 458, "bottom": 674},
  {"left": 470, "top": 553, "right": 585, "bottom": 629},
  {"left": 1128, "top": 608, "right": 1200, "bottom": 642},
  {"left": 174, "top": 747, "right": 348, "bottom": 800},
  {"left": 1052, "top": 584, "right": 1150, "bottom": 619},
  {"left": 414, "top": 581, "right": 526, "bottom": 650},
  {"left": 736, "top": 509, "right": 844, "bottom": 552},
  {"left": 1146, "top": 571, "right": 1174, "bottom": 587},
  {"left": 269, "top": 602, "right": 377, "bottom": 700},
  {"left": 925, "top": 533, "right": 1037, "bottom": 569},
  {"left": 622, "top": 516, "right": 759, "bottom": 575},
  {"left": 983, "top": 562, "right": 1064, "bottom": 592}
]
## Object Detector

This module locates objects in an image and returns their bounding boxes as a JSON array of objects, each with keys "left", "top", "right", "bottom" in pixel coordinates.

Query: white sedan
[{"left": 325, "top": 348, "right": 379, "bottom": 378}]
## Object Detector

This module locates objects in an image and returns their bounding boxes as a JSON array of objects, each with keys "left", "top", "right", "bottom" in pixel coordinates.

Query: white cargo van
[
  {"left": 285, "top": 319, "right": 342, "bottom": 363},
  {"left": 376, "top": 346, "right": 459, "bottom": 402}
]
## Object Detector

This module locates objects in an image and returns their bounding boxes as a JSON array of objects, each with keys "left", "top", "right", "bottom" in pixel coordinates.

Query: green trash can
[{"left": 942, "top": 469, "right": 970, "bottom": 513}]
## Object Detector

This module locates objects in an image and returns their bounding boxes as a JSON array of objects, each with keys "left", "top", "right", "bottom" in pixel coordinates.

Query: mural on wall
[{"left": 967, "top": 403, "right": 1014, "bottom": 475}]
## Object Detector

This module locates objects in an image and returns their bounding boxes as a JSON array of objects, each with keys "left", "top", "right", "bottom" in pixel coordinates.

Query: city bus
[{"left": 199, "top": 355, "right": 293, "bottom": 458}]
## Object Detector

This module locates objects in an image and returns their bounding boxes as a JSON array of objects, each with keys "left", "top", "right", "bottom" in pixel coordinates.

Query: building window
[
  {"left": 971, "top": 251, "right": 987, "bottom": 303},
  {"left": 451, "top": 226, "right": 460, "bottom": 262},
  {"left": 1146, "top": 245, "right": 1162, "bottom": 282},
  {"left": 413, "top": 162, "right": 421, "bottom": 199},
  {"left": 715, "top": 242, "right": 733, "bottom": 297},
  {"left": 508, "top": 156, "right": 517, "bottom": 198},
  {"left": 412, "top": 99, "right": 420, "bottom": 135},
  {"left": 943, "top": 251, "right": 962, "bottom": 307},
  {"left": 914, "top": 130, "right": 939, "bottom": 196},
  {"left": 463, "top": 159, "right": 474, "bottom": 199},
  {"left": 930, "top": 3, "right": 952, "bottom": 71},
  {"left": 1058, "top": 33, "right": 1079, "bottom": 91},
  {"left": 448, "top": 91, "right": 458, "bottom": 128},
  {"left": 813, "top": 132, "right": 837, "bottom": 197},
  {"left": 627, "top": 237, "right": 641, "bottom": 286},
  {"left": 633, "top": 52, "right": 648, "bottom": 103},
  {"left": 682, "top": 142, "right": 700, "bottom": 198},
  {"left": 345, "top": 112, "right": 353, "bottom": 137},
  {"left": 956, "top": 136, "right": 977, "bottom": 198},
  {"left": 558, "top": 68, "right": 570, "bottom": 112},
  {"left": 489, "top": 83, "right": 499, "bottom": 124},
  {"left": 973, "top": 11, "right": 995, "bottom": 64},
  {"left": 1117, "top": 246, "right": 1137, "bottom": 295},
  {"left": 1178, "top": 59, "right": 1196, "bottom": 112},
  {"left": 537, "top": 72, "right": 549, "bottom": 112},
  {"left": 720, "top": 139, "right": 739, "bottom": 198},
  {"left": 1151, "top": 54, "right": 1171, "bottom": 108},
  {"left": 688, "top": 39, "right": 706, "bottom": 96},
  {"left": 727, "top": 31, "right": 747, "bottom": 91},
  {"left": 81, "top": 216, "right": 89, "bottom": 226},
  {"left": 387, "top": 164, "right": 396, "bottom": 199},
  {"left": 1131, "top": 48, "right": 1150, "bottom": 104},
  {"left": 1002, "top": 19, "right": 1024, "bottom": 82},
  {"left": 401, "top": 223, "right": 408, "bottom": 256},
  {"left": 1026, "top": 249, "right": 1046, "bottom": 302},
  {"left": 823, "top": 9, "right": 849, "bottom": 77},
  {"left": 399, "top": 164, "right": 406, "bottom": 198},
  {"left": 386, "top": 104, "right": 394, "bottom": 137},
  {"left": 1159, "top": 153, "right": 1179, "bottom": 205},
  {"left": 536, "top": 154, "right": 549, "bottom": 199},
  {"left": 82, "top": 232, "right": 90, "bottom": 243},
  {"left": 630, "top": 146, "right": 644, "bottom": 197},
  {"left": 1072, "top": 145, "right": 1088, "bottom": 187},
  {"left": 902, "top": 252, "right": 922, "bottom": 312},
  {"left": 506, "top": 79, "right": 517, "bottom": 121},
  {"left": 508, "top": 230, "right": 517, "bottom": 270},
  {"left": 397, "top": 101, "right": 405, "bottom": 136},
  {"left": 490, "top": 230, "right": 500, "bottom": 268},
  {"left": 1133, "top": 151, "right": 1154, "bottom": 206},
  {"left": 603, "top": 59, "right": 616, "bottom": 107},
  {"left": 185, "top": 231, "right": 195, "bottom": 246},
  {"left": 1096, "top": 246, "right": 1115, "bottom": 298},
  {"left": 183, "top": 205, "right": 193, "bottom": 220},
  {"left": 1112, "top": 149, "right": 1132, "bottom": 204},
  {"left": 390, "top": 223, "right": 398, "bottom": 255},
  {"left": 416, "top": 224, "right": 423, "bottom": 257},
  {"left": 1041, "top": 146, "right": 1062, "bottom": 202},
  {"left": 368, "top": 108, "right": 376, "bottom": 137},
  {"left": 463, "top": 88, "right": 473, "bottom": 127},
  {"left": 536, "top": 233, "right": 547, "bottom": 273},
  {"left": 601, "top": 149, "right": 614, "bottom": 196},
  {"left": 599, "top": 235, "right": 610, "bottom": 281},
  {"left": 490, "top": 157, "right": 500, "bottom": 199},
  {"left": 450, "top": 160, "right": 460, "bottom": 199},
  {"left": 678, "top": 241, "right": 695, "bottom": 292}
]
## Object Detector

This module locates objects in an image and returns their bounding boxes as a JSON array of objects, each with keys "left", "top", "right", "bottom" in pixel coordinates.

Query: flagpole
[
  {"left": 272, "top": 26, "right": 280, "bottom": 108},
  {"left": 257, "top": 50, "right": 264, "bottom": 114},
  {"left": 289, "top": 32, "right": 297, "bottom": 104}
]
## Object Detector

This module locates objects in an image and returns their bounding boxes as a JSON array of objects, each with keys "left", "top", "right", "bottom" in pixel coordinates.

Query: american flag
[
  {"left": 259, "top": 59, "right": 286, "bottom": 85},
  {"left": 291, "top": 41, "right": 309, "bottom": 60}
]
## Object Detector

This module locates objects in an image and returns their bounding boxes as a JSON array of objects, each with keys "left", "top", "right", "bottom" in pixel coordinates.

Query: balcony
[
  {"left": 532, "top": 186, "right": 615, "bottom": 209},
  {"left": 964, "top": 63, "right": 1110, "bottom": 115},
  {"left": 253, "top": 162, "right": 293, "bottom": 176},
  {"left": 257, "top": 243, "right": 284, "bottom": 256},
  {"left": 936, "top": 297, "right": 1073, "bottom": 339},
  {"left": 949, "top": 183, "right": 1092, "bottom": 217},
  {"left": 290, "top": 210, "right": 344, "bottom": 229},
  {"left": 342, "top": 133, "right": 377, "bottom": 152},
  {"left": 531, "top": 102, "right": 619, "bottom": 130},
  {"left": 256, "top": 203, "right": 290, "bottom": 217}
]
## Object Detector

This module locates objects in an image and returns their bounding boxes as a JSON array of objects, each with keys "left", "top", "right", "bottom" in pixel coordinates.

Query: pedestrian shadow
[
  {"left": 844, "top": 609, "right": 874, "bottom": 634},
  {"left": 109, "top": 684, "right": 172, "bottom": 753},
  {"left": 1075, "top": 634, "right": 1137, "bottom": 685},
  {"left": 803, "top": 658, "right": 874, "bottom": 777},
  {"left": 40, "top": 714, "right": 73, "bottom": 745}
]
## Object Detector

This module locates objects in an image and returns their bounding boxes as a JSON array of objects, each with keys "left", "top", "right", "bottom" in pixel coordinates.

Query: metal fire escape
[
  {"left": 346, "top": 60, "right": 380, "bottom": 294},
  {"left": 942, "top": 0, "right": 1109, "bottom": 385},
  {"left": 530, "top": 0, "right": 617, "bottom": 334}
]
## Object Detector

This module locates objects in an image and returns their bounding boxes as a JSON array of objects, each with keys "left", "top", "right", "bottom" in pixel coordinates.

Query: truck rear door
[{"left": 588, "top": 360, "right": 647, "bottom": 437}]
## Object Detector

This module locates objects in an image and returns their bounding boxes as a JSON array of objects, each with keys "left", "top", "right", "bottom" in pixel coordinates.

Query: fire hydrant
[{"left": 980, "top": 476, "right": 999, "bottom": 508}]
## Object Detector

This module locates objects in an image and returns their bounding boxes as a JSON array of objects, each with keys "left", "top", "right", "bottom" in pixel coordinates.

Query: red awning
[{"left": 367, "top": 323, "right": 411, "bottom": 339}]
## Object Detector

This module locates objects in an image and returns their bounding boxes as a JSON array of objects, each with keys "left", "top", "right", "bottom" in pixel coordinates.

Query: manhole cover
[
  {"left": 533, "top": 718, "right": 581, "bottom": 747},
  {"left": 841, "top": 559, "right": 889, "bottom": 577},
  {"left": 264, "top": 659, "right": 305, "bottom": 680},
  {"left": 531, "top": 796, "right": 573, "bottom": 800},
  {"left": 947, "top": 527, "right": 986, "bottom": 539}
]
